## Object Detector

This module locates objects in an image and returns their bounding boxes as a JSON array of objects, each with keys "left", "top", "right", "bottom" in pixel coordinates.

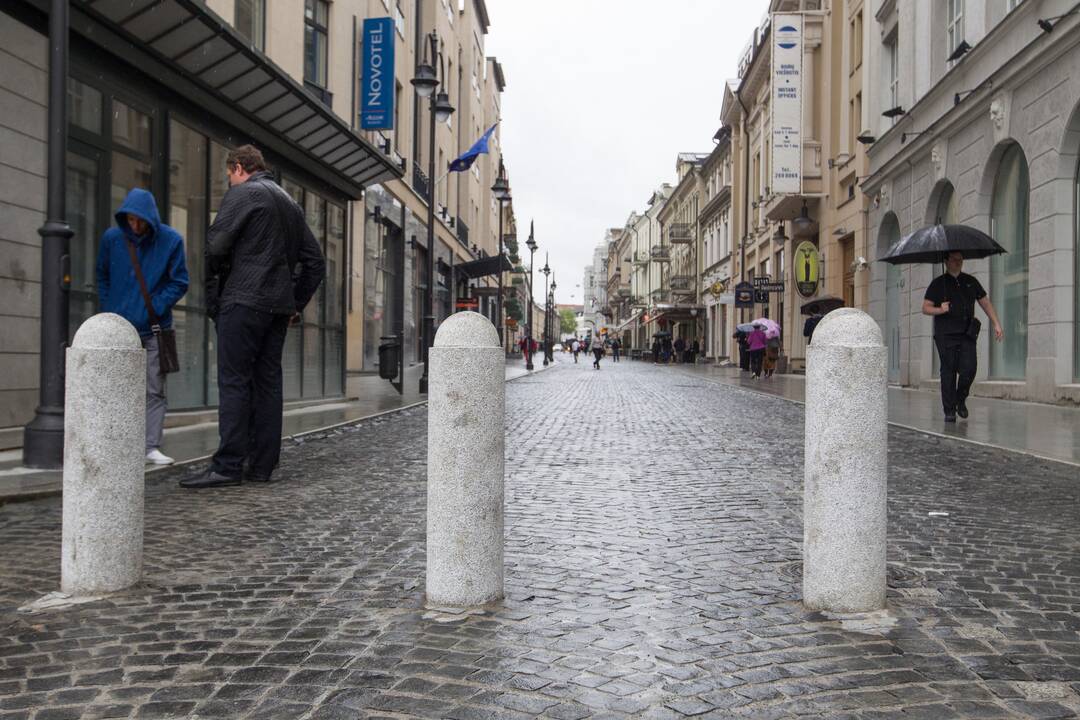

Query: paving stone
[{"left": 1, "top": 366, "right": 1080, "bottom": 718}]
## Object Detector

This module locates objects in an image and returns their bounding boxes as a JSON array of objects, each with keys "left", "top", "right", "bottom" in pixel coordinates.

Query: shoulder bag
[{"left": 125, "top": 240, "right": 181, "bottom": 374}]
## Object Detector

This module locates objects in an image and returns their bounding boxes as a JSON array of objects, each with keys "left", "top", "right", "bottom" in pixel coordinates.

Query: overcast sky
[{"left": 484, "top": 1, "right": 771, "bottom": 305}]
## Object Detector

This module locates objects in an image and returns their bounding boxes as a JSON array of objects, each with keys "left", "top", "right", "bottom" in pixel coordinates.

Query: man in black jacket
[{"left": 182, "top": 145, "right": 325, "bottom": 489}]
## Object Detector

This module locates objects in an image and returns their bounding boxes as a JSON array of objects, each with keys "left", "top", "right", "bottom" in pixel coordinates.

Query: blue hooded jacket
[{"left": 96, "top": 189, "right": 189, "bottom": 337}]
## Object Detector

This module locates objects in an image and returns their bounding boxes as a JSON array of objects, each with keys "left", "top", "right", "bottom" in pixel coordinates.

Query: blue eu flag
[{"left": 449, "top": 123, "right": 498, "bottom": 172}]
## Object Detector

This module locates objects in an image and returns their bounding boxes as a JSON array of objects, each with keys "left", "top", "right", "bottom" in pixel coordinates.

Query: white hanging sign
[{"left": 771, "top": 14, "right": 803, "bottom": 194}]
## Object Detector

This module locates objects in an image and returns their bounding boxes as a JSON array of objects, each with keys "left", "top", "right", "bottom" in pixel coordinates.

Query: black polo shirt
[{"left": 924, "top": 271, "right": 986, "bottom": 337}]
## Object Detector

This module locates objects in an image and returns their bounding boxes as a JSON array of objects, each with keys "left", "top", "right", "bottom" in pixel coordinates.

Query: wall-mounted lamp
[
  {"left": 833, "top": 227, "right": 849, "bottom": 237},
  {"left": 827, "top": 153, "right": 851, "bottom": 169},
  {"left": 1038, "top": 10, "right": 1078, "bottom": 33},
  {"left": 772, "top": 222, "right": 788, "bottom": 245},
  {"left": 954, "top": 79, "right": 992, "bottom": 106},
  {"left": 856, "top": 133, "right": 877, "bottom": 145},
  {"left": 946, "top": 40, "right": 971, "bottom": 63},
  {"left": 882, "top": 106, "right": 906, "bottom": 119},
  {"left": 901, "top": 131, "right": 927, "bottom": 144}
]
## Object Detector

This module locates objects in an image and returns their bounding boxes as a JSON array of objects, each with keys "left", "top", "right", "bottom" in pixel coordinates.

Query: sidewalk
[
  {"left": 0, "top": 357, "right": 552, "bottom": 503},
  {"left": 673, "top": 364, "right": 1080, "bottom": 468}
]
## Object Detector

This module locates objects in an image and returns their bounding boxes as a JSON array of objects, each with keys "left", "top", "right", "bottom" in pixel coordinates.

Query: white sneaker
[{"left": 146, "top": 449, "right": 174, "bottom": 465}]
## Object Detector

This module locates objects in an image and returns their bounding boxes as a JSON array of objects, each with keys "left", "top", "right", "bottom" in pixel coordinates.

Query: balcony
[
  {"left": 668, "top": 223, "right": 693, "bottom": 244},
  {"left": 670, "top": 275, "right": 693, "bottom": 293},
  {"left": 651, "top": 288, "right": 670, "bottom": 303},
  {"left": 631, "top": 251, "right": 650, "bottom": 266},
  {"left": 456, "top": 217, "right": 470, "bottom": 246},
  {"left": 650, "top": 245, "right": 670, "bottom": 261},
  {"left": 616, "top": 287, "right": 632, "bottom": 297},
  {"left": 412, "top": 162, "right": 430, "bottom": 200}
]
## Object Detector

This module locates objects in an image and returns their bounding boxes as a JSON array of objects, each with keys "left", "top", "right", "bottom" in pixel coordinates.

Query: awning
[
  {"left": 454, "top": 254, "right": 514, "bottom": 280},
  {"left": 65, "top": 0, "right": 402, "bottom": 197},
  {"left": 614, "top": 310, "right": 640, "bottom": 333}
]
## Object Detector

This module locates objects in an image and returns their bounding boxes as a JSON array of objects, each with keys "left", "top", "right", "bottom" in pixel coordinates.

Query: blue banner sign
[{"left": 360, "top": 17, "right": 395, "bottom": 130}]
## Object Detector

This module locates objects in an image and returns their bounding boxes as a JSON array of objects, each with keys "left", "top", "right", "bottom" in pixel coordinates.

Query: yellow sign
[
  {"left": 709, "top": 280, "right": 726, "bottom": 297},
  {"left": 794, "top": 240, "right": 820, "bottom": 298}
]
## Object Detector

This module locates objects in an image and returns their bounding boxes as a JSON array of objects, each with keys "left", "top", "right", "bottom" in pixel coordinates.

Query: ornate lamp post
[
  {"left": 548, "top": 275, "right": 557, "bottom": 363},
  {"left": 491, "top": 160, "right": 510, "bottom": 348},
  {"left": 540, "top": 256, "right": 551, "bottom": 366},
  {"left": 413, "top": 31, "right": 454, "bottom": 394},
  {"left": 525, "top": 223, "right": 537, "bottom": 370}
]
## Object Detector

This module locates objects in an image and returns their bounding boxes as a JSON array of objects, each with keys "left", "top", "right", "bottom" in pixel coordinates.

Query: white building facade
[{"left": 864, "top": 0, "right": 1080, "bottom": 404}]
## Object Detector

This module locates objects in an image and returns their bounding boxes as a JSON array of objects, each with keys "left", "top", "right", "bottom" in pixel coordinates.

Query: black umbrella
[
  {"left": 878, "top": 224, "right": 1007, "bottom": 265},
  {"left": 652, "top": 331, "right": 672, "bottom": 338},
  {"left": 800, "top": 295, "right": 845, "bottom": 316}
]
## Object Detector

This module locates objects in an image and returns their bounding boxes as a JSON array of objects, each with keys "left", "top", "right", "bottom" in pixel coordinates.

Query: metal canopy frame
[
  {"left": 70, "top": 0, "right": 402, "bottom": 196},
  {"left": 454, "top": 254, "right": 514, "bottom": 281}
]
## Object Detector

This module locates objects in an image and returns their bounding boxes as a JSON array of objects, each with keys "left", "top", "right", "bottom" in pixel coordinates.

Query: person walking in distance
[
  {"left": 181, "top": 145, "right": 325, "bottom": 489},
  {"left": 592, "top": 338, "right": 604, "bottom": 369},
  {"left": 96, "top": 189, "right": 190, "bottom": 466},
  {"left": 747, "top": 323, "right": 768, "bottom": 379},
  {"left": 610, "top": 337, "right": 621, "bottom": 362},
  {"left": 922, "top": 251, "right": 1004, "bottom": 422},
  {"left": 571, "top": 338, "right": 580, "bottom": 363}
]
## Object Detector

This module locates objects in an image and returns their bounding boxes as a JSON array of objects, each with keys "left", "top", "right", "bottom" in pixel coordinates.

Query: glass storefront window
[
  {"left": 67, "top": 151, "right": 100, "bottom": 341},
  {"left": 989, "top": 144, "right": 1030, "bottom": 379},
  {"left": 111, "top": 152, "right": 152, "bottom": 213},
  {"left": 112, "top": 100, "right": 152, "bottom": 154},
  {"left": 68, "top": 78, "right": 102, "bottom": 135},
  {"left": 169, "top": 121, "right": 208, "bottom": 308}
]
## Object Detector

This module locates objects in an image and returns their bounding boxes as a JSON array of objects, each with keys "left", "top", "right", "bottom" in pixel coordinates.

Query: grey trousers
[{"left": 142, "top": 335, "right": 167, "bottom": 452}]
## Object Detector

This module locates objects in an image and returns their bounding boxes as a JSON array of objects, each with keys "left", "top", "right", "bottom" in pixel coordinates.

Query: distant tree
[
  {"left": 559, "top": 308, "right": 577, "bottom": 335},
  {"left": 505, "top": 297, "right": 523, "bottom": 323}
]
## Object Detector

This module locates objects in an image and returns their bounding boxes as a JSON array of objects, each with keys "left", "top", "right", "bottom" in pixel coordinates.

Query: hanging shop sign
[
  {"left": 734, "top": 281, "right": 755, "bottom": 309},
  {"left": 794, "top": 240, "right": 820, "bottom": 298},
  {"left": 770, "top": 13, "right": 803, "bottom": 194},
  {"left": 455, "top": 297, "right": 479, "bottom": 310},
  {"left": 360, "top": 17, "right": 396, "bottom": 130}
]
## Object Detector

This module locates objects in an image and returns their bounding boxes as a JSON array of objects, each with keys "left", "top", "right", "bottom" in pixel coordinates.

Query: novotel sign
[{"left": 360, "top": 17, "right": 395, "bottom": 131}]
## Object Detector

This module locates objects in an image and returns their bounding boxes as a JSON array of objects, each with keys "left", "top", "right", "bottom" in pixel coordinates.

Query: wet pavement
[
  {"left": 2, "top": 359, "right": 1080, "bottom": 718},
  {"left": 674, "top": 364, "right": 1080, "bottom": 468}
]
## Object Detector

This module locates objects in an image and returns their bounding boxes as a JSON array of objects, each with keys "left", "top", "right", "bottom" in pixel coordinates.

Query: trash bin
[{"left": 378, "top": 337, "right": 400, "bottom": 380}]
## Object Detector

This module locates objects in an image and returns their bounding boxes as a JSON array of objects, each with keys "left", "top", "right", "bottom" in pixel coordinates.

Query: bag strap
[{"left": 124, "top": 238, "right": 162, "bottom": 330}]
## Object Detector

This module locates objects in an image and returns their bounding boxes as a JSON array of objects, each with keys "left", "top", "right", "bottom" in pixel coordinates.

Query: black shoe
[
  {"left": 944, "top": 414, "right": 957, "bottom": 423},
  {"left": 180, "top": 470, "right": 241, "bottom": 489},
  {"left": 956, "top": 400, "right": 968, "bottom": 419}
]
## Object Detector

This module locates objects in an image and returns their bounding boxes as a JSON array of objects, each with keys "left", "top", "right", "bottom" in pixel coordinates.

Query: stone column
[
  {"left": 61, "top": 313, "right": 146, "bottom": 596},
  {"left": 427, "top": 311, "right": 505, "bottom": 606},
  {"left": 803, "top": 308, "right": 887, "bottom": 612}
]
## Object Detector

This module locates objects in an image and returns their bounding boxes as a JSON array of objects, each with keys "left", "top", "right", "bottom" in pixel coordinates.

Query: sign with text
[
  {"left": 770, "top": 14, "right": 803, "bottom": 194},
  {"left": 794, "top": 240, "right": 820, "bottom": 298},
  {"left": 455, "top": 297, "right": 479, "bottom": 311},
  {"left": 360, "top": 18, "right": 395, "bottom": 130}
]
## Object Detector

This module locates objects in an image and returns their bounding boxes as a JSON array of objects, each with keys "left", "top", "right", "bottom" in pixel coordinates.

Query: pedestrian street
[{"left": 3, "top": 359, "right": 1080, "bottom": 719}]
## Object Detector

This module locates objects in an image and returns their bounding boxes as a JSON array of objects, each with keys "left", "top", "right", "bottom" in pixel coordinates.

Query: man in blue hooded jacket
[{"left": 96, "top": 189, "right": 190, "bottom": 465}]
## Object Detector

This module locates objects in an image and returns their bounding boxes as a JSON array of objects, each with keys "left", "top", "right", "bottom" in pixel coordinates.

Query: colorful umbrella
[{"left": 751, "top": 318, "right": 781, "bottom": 339}]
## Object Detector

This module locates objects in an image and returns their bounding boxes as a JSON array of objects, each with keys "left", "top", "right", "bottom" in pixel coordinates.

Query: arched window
[
  {"left": 937, "top": 183, "right": 957, "bottom": 225},
  {"left": 989, "top": 143, "right": 1029, "bottom": 379}
]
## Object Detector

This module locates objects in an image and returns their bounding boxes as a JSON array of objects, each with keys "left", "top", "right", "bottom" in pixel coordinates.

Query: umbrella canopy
[
  {"left": 735, "top": 323, "right": 756, "bottom": 333},
  {"left": 751, "top": 318, "right": 781, "bottom": 339},
  {"left": 652, "top": 331, "right": 672, "bottom": 338},
  {"left": 800, "top": 295, "right": 845, "bottom": 316},
  {"left": 879, "top": 223, "right": 1007, "bottom": 265}
]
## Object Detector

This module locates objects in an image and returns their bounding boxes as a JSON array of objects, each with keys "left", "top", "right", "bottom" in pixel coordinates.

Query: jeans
[
  {"left": 935, "top": 333, "right": 977, "bottom": 414},
  {"left": 142, "top": 334, "right": 166, "bottom": 452},
  {"left": 750, "top": 349, "right": 765, "bottom": 377},
  {"left": 211, "top": 305, "right": 290, "bottom": 478}
]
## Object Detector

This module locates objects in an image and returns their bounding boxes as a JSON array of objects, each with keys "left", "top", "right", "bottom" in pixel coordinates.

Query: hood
[{"left": 115, "top": 188, "right": 162, "bottom": 242}]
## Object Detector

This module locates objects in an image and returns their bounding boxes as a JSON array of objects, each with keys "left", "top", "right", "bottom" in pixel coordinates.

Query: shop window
[
  {"left": 68, "top": 78, "right": 102, "bottom": 135},
  {"left": 989, "top": 143, "right": 1029, "bottom": 379}
]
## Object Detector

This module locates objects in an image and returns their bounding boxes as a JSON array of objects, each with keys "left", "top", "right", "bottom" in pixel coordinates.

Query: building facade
[
  {"left": 0, "top": 0, "right": 513, "bottom": 450},
  {"left": 864, "top": 0, "right": 1080, "bottom": 404},
  {"left": 656, "top": 154, "right": 707, "bottom": 346},
  {"left": 699, "top": 127, "right": 735, "bottom": 361}
]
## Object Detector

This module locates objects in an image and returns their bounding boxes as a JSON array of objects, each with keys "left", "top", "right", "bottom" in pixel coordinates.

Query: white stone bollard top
[
  {"left": 809, "top": 308, "right": 883, "bottom": 348},
  {"left": 71, "top": 313, "right": 142, "bottom": 350},
  {"left": 433, "top": 311, "right": 500, "bottom": 348}
]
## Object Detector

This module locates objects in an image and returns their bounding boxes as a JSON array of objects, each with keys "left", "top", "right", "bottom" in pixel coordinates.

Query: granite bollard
[
  {"left": 803, "top": 308, "right": 888, "bottom": 612},
  {"left": 61, "top": 313, "right": 146, "bottom": 596},
  {"left": 427, "top": 311, "right": 505, "bottom": 606}
]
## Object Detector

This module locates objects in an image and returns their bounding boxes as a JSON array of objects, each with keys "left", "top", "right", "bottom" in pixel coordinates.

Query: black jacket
[{"left": 206, "top": 171, "right": 325, "bottom": 317}]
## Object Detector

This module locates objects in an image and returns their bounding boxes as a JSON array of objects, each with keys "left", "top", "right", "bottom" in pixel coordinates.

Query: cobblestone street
[{"left": 3, "top": 360, "right": 1080, "bottom": 719}]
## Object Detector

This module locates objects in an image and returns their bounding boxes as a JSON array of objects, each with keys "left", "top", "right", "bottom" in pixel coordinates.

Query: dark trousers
[
  {"left": 612, "top": 348, "right": 620, "bottom": 362},
  {"left": 592, "top": 348, "right": 603, "bottom": 368},
  {"left": 739, "top": 346, "right": 750, "bottom": 371},
  {"left": 935, "top": 333, "right": 977, "bottom": 414},
  {"left": 750, "top": 349, "right": 765, "bottom": 377},
  {"left": 212, "top": 305, "right": 290, "bottom": 478}
]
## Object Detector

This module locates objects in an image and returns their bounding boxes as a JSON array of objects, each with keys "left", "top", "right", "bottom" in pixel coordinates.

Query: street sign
[
  {"left": 794, "top": 240, "right": 820, "bottom": 298},
  {"left": 734, "top": 281, "right": 755, "bottom": 308},
  {"left": 752, "top": 276, "right": 772, "bottom": 286},
  {"left": 455, "top": 297, "right": 479, "bottom": 310},
  {"left": 360, "top": 18, "right": 395, "bottom": 130},
  {"left": 757, "top": 282, "right": 785, "bottom": 293},
  {"left": 506, "top": 318, "right": 518, "bottom": 329},
  {"left": 754, "top": 290, "right": 769, "bottom": 304}
]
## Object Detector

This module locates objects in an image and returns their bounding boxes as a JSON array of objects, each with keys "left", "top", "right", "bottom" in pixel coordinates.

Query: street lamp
[
  {"left": 413, "top": 31, "right": 454, "bottom": 395},
  {"left": 491, "top": 159, "right": 510, "bottom": 348},
  {"left": 540, "top": 256, "right": 551, "bottom": 366},
  {"left": 548, "top": 275, "right": 557, "bottom": 362},
  {"left": 525, "top": 223, "right": 537, "bottom": 370}
]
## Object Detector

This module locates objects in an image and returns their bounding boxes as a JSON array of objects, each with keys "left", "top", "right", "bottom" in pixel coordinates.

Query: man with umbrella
[{"left": 922, "top": 251, "right": 1004, "bottom": 422}]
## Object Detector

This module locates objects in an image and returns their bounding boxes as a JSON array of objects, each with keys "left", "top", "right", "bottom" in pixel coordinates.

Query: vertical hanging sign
[
  {"left": 771, "top": 14, "right": 803, "bottom": 194},
  {"left": 360, "top": 17, "right": 395, "bottom": 130}
]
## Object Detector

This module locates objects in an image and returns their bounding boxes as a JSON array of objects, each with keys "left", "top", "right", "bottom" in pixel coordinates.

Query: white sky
[{"left": 484, "top": 0, "right": 771, "bottom": 304}]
